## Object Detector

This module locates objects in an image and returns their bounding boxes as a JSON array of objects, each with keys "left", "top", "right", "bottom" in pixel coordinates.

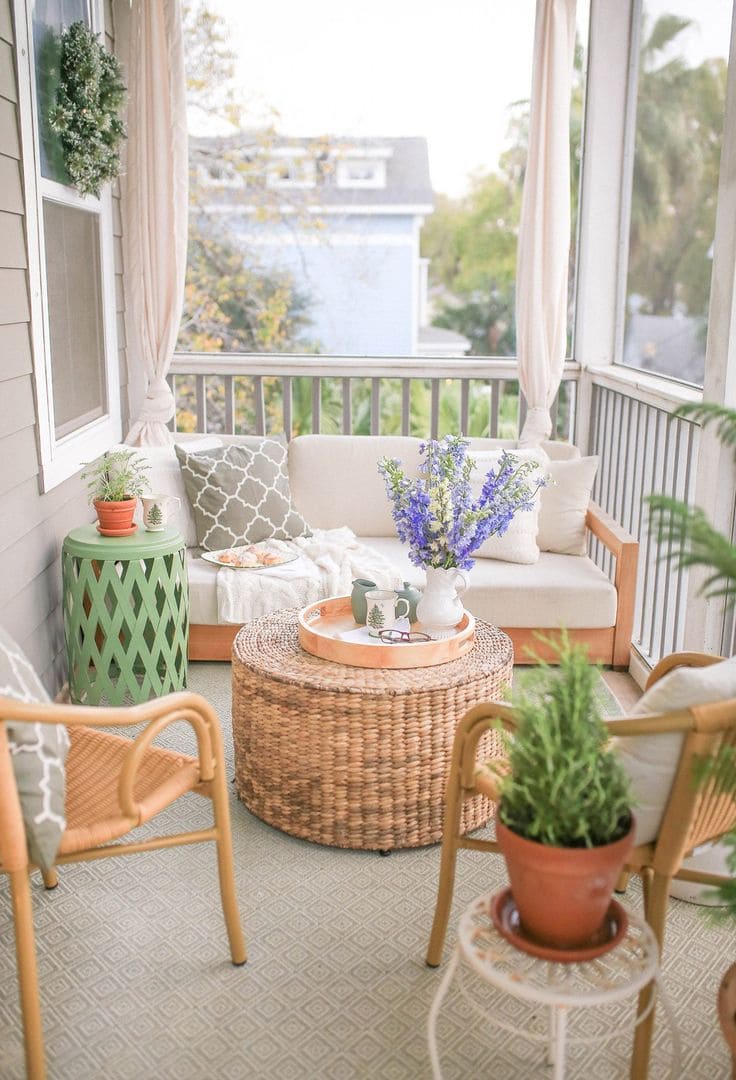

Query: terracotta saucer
[
  {"left": 96, "top": 523, "right": 138, "bottom": 537},
  {"left": 489, "top": 887, "right": 628, "bottom": 963}
]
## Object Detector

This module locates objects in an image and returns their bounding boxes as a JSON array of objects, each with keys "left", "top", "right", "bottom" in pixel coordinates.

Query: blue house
[{"left": 196, "top": 135, "right": 443, "bottom": 356}]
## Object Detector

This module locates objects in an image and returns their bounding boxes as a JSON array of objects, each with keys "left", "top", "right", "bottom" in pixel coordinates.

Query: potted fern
[
  {"left": 489, "top": 635, "right": 634, "bottom": 952},
  {"left": 81, "top": 449, "right": 150, "bottom": 536}
]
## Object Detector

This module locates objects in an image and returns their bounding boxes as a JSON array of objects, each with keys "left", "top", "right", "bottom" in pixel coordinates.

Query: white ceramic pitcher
[
  {"left": 141, "top": 494, "right": 181, "bottom": 532},
  {"left": 416, "top": 567, "right": 468, "bottom": 632}
]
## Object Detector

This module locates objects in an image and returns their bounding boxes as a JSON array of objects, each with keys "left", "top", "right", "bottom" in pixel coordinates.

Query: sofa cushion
[
  {"left": 538, "top": 456, "right": 599, "bottom": 555},
  {"left": 289, "top": 435, "right": 424, "bottom": 536},
  {"left": 187, "top": 551, "right": 220, "bottom": 624},
  {"left": 612, "top": 656, "right": 736, "bottom": 846},
  {"left": 176, "top": 439, "right": 311, "bottom": 551},
  {"left": 358, "top": 538, "right": 617, "bottom": 629},
  {"left": 0, "top": 626, "right": 68, "bottom": 870},
  {"left": 468, "top": 448, "right": 548, "bottom": 564}
]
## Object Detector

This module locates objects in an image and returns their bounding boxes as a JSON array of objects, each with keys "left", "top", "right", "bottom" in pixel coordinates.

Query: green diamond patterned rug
[{"left": 0, "top": 664, "right": 730, "bottom": 1079}]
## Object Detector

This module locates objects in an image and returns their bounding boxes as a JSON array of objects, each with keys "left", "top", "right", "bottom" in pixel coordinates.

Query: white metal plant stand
[{"left": 427, "top": 894, "right": 680, "bottom": 1079}]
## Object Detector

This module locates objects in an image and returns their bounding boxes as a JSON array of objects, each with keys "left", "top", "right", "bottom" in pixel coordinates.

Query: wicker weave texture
[
  {"left": 61, "top": 727, "right": 199, "bottom": 854},
  {"left": 232, "top": 610, "right": 513, "bottom": 850}
]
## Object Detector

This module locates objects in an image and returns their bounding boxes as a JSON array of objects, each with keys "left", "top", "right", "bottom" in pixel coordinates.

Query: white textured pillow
[
  {"left": 111, "top": 439, "right": 223, "bottom": 547},
  {"left": 613, "top": 657, "right": 736, "bottom": 845},
  {"left": 537, "top": 456, "right": 599, "bottom": 555},
  {"left": 468, "top": 448, "right": 548, "bottom": 564}
]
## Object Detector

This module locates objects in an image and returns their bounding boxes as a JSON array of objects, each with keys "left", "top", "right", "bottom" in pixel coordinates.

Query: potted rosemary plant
[
  {"left": 490, "top": 635, "right": 634, "bottom": 951},
  {"left": 81, "top": 449, "right": 150, "bottom": 536}
]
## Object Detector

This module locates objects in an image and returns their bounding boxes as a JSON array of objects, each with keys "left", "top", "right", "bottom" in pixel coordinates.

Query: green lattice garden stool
[{"left": 62, "top": 525, "right": 189, "bottom": 705}]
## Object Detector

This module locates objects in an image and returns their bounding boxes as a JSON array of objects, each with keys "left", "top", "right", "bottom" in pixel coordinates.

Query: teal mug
[{"left": 351, "top": 579, "right": 420, "bottom": 625}]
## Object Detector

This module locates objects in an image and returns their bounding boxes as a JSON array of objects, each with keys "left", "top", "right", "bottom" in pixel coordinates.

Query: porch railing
[
  {"left": 586, "top": 370, "right": 701, "bottom": 669},
  {"left": 168, "top": 353, "right": 710, "bottom": 672},
  {"left": 168, "top": 353, "right": 580, "bottom": 441}
]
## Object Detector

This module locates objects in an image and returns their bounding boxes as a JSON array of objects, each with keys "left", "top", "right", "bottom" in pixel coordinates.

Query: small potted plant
[
  {"left": 489, "top": 634, "right": 634, "bottom": 952},
  {"left": 81, "top": 449, "right": 150, "bottom": 536}
]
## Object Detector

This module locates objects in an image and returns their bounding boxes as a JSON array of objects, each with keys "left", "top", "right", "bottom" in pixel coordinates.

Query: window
[
  {"left": 336, "top": 158, "right": 387, "bottom": 188},
  {"left": 15, "top": 0, "right": 120, "bottom": 490},
  {"left": 621, "top": 0, "right": 730, "bottom": 387},
  {"left": 266, "top": 151, "right": 316, "bottom": 188},
  {"left": 181, "top": 1, "right": 591, "bottom": 361}
]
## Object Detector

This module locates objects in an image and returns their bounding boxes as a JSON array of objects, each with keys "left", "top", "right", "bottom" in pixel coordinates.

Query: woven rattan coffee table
[{"left": 231, "top": 609, "right": 513, "bottom": 850}]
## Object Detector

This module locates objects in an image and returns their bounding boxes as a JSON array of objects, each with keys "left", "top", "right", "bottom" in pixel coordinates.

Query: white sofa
[{"left": 138, "top": 433, "right": 638, "bottom": 668}]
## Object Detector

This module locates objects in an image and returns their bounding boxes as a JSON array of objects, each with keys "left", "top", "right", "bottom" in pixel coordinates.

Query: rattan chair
[
  {"left": 425, "top": 652, "right": 736, "bottom": 1080},
  {"left": 0, "top": 690, "right": 247, "bottom": 1080}
]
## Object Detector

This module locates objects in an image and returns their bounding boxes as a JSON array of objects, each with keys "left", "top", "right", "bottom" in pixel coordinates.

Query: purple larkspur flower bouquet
[{"left": 378, "top": 435, "right": 544, "bottom": 572}]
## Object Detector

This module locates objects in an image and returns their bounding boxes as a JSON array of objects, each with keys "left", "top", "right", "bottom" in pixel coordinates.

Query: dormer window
[
  {"left": 266, "top": 153, "right": 316, "bottom": 189},
  {"left": 205, "top": 162, "right": 241, "bottom": 189},
  {"left": 336, "top": 158, "right": 387, "bottom": 189}
]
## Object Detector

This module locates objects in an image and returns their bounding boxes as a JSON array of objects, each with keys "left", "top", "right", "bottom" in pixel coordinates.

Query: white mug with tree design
[
  {"left": 364, "top": 590, "right": 410, "bottom": 638},
  {"left": 141, "top": 494, "right": 181, "bottom": 532}
]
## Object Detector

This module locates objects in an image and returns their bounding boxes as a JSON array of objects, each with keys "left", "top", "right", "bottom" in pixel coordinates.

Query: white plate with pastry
[{"left": 200, "top": 542, "right": 300, "bottom": 570}]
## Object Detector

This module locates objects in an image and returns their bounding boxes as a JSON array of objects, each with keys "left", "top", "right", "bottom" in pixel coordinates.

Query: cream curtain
[
  {"left": 516, "top": 0, "right": 577, "bottom": 447},
  {"left": 123, "top": 0, "right": 188, "bottom": 446}
]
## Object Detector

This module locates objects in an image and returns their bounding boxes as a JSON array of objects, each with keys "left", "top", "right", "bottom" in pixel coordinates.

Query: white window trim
[
  {"left": 266, "top": 154, "right": 317, "bottom": 189},
  {"left": 336, "top": 159, "right": 387, "bottom": 189},
  {"left": 13, "top": 0, "right": 121, "bottom": 492}
]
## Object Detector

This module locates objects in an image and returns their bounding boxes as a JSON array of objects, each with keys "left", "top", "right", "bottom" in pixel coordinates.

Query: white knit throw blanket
[{"left": 216, "top": 527, "right": 404, "bottom": 624}]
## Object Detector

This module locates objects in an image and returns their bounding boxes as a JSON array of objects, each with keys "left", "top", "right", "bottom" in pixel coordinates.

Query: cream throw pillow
[
  {"left": 537, "top": 456, "right": 599, "bottom": 555},
  {"left": 612, "top": 656, "right": 736, "bottom": 845},
  {"left": 468, "top": 448, "right": 548, "bottom": 564}
]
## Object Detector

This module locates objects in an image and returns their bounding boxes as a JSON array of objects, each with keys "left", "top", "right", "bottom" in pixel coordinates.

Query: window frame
[
  {"left": 14, "top": 0, "right": 121, "bottom": 492},
  {"left": 335, "top": 158, "right": 387, "bottom": 189},
  {"left": 612, "top": 0, "right": 729, "bottom": 391}
]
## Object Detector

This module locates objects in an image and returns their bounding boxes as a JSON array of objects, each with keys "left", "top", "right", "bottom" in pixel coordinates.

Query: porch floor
[{"left": 0, "top": 663, "right": 728, "bottom": 1079}]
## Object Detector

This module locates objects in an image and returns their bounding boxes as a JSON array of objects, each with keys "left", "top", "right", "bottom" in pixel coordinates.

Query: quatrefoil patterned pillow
[
  {"left": 0, "top": 625, "right": 69, "bottom": 870},
  {"left": 175, "top": 437, "right": 311, "bottom": 551}
]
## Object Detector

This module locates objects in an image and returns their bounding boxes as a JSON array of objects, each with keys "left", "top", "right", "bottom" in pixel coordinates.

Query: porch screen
[{"left": 42, "top": 200, "right": 107, "bottom": 438}]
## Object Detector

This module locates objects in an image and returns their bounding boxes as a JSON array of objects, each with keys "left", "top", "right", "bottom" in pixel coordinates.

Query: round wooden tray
[{"left": 297, "top": 595, "right": 475, "bottom": 669}]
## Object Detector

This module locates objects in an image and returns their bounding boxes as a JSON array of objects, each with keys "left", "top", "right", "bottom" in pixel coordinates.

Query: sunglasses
[{"left": 378, "top": 629, "right": 432, "bottom": 644}]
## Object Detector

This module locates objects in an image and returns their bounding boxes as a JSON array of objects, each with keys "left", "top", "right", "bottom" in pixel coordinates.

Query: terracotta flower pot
[
  {"left": 94, "top": 498, "right": 137, "bottom": 536},
  {"left": 718, "top": 962, "right": 736, "bottom": 1079},
  {"left": 496, "top": 817, "right": 635, "bottom": 950}
]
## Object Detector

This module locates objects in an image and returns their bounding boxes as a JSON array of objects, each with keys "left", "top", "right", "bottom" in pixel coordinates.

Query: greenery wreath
[{"left": 48, "top": 21, "right": 126, "bottom": 199}]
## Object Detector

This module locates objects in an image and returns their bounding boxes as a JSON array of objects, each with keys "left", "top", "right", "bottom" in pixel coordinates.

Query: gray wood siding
[{"left": 0, "top": 0, "right": 128, "bottom": 691}]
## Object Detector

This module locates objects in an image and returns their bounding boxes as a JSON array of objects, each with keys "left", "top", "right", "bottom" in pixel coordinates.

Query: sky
[{"left": 199, "top": 0, "right": 729, "bottom": 199}]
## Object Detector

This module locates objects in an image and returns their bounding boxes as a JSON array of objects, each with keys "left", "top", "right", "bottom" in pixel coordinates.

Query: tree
[
  {"left": 421, "top": 38, "right": 587, "bottom": 362},
  {"left": 627, "top": 15, "right": 726, "bottom": 319},
  {"left": 179, "top": 2, "right": 318, "bottom": 360}
]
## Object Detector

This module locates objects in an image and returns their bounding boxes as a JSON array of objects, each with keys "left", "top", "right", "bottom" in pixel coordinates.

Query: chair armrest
[
  {"left": 586, "top": 501, "right": 639, "bottom": 668},
  {"left": 0, "top": 723, "right": 30, "bottom": 871},
  {"left": 453, "top": 701, "right": 516, "bottom": 790},
  {"left": 0, "top": 692, "right": 225, "bottom": 825},
  {"left": 646, "top": 651, "right": 723, "bottom": 690},
  {"left": 473, "top": 758, "right": 508, "bottom": 801},
  {"left": 603, "top": 710, "right": 695, "bottom": 737}
]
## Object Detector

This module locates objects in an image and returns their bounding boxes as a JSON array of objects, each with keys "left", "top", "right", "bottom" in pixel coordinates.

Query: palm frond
[
  {"left": 647, "top": 494, "right": 736, "bottom": 602},
  {"left": 674, "top": 402, "right": 736, "bottom": 458}
]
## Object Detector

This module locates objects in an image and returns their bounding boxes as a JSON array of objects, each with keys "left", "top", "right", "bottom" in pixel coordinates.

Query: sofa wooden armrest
[
  {"left": 500, "top": 503, "right": 638, "bottom": 669},
  {"left": 586, "top": 501, "right": 639, "bottom": 668}
]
